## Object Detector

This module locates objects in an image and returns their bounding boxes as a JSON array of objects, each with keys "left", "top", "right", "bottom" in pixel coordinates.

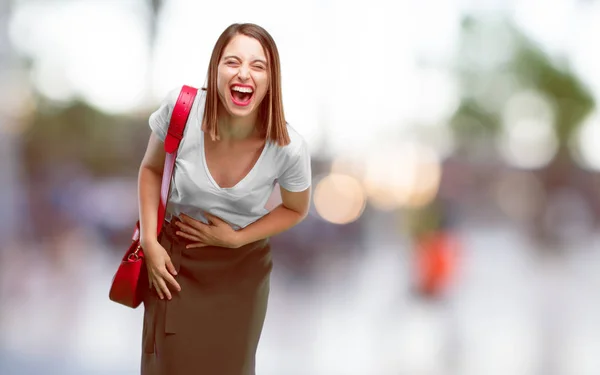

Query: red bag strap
[{"left": 156, "top": 85, "right": 198, "bottom": 235}]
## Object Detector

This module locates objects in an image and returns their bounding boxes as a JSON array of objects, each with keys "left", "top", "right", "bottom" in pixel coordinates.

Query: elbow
[
  {"left": 282, "top": 203, "right": 309, "bottom": 223},
  {"left": 299, "top": 206, "right": 310, "bottom": 221},
  {"left": 295, "top": 210, "right": 309, "bottom": 224},
  {"left": 281, "top": 186, "right": 311, "bottom": 223},
  {"left": 296, "top": 188, "right": 312, "bottom": 221},
  {"left": 294, "top": 203, "right": 310, "bottom": 222}
]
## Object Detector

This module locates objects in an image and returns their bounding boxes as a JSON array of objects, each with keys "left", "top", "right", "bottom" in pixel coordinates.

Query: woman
[{"left": 138, "top": 23, "right": 311, "bottom": 375}]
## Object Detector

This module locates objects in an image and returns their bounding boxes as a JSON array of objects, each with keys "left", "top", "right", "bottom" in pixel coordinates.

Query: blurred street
[
  {"left": 1, "top": 0, "right": 600, "bottom": 374},
  {"left": 2, "top": 214, "right": 600, "bottom": 375}
]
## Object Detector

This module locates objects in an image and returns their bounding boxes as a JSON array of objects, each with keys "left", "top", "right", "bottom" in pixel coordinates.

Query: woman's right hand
[{"left": 143, "top": 240, "right": 181, "bottom": 300}]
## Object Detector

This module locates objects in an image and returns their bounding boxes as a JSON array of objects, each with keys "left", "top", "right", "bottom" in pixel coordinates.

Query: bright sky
[{"left": 7, "top": 0, "right": 600, "bottom": 163}]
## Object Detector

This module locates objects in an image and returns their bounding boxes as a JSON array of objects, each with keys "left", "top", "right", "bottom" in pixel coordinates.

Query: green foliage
[
  {"left": 22, "top": 97, "right": 150, "bottom": 177},
  {"left": 511, "top": 36, "right": 595, "bottom": 143},
  {"left": 451, "top": 17, "right": 595, "bottom": 146}
]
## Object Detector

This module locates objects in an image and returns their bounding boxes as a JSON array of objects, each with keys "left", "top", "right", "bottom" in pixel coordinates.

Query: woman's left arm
[
  {"left": 235, "top": 186, "right": 311, "bottom": 246},
  {"left": 177, "top": 186, "right": 310, "bottom": 249}
]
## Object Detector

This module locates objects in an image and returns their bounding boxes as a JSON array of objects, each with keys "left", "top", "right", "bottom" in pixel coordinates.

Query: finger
[
  {"left": 165, "top": 258, "right": 177, "bottom": 276},
  {"left": 203, "top": 212, "right": 225, "bottom": 225},
  {"left": 186, "top": 242, "right": 208, "bottom": 249},
  {"left": 176, "top": 230, "right": 202, "bottom": 242},
  {"left": 180, "top": 215, "right": 211, "bottom": 231},
  {"left": 175, "top": 220, "right": 196, "bottom": 232},
  {"left": 152, "top": 280, "right": 164, "bottom": 299},
  {"left": 176, "top": 221, "right": 208, "bottom": 238},
  {"left": 156, "top": 277, "right": 172, "bottom": 300},
  {"left": 178, "top": 214, "right": 200, "bottom": 227},
  {"left": 161, "top": 270, "right": 181, "bottom": 292}
]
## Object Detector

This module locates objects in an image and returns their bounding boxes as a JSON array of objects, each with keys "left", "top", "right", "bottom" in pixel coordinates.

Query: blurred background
[{"left": 1, "top": 0, "right": 600, "bottom": 374}]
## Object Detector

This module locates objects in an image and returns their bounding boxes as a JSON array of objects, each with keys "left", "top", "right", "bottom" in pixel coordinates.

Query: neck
[{"left": 217, "top": 110, "right": 259, "bottom": 141}]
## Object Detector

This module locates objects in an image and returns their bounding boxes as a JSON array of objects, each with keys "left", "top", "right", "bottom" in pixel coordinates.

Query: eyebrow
[{"left": 222, "top": 55, "right": 267, "bottom": 65}]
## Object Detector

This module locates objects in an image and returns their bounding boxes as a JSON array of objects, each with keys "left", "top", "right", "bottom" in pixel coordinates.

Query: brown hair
[{"left": 201, "top": 23, "right": 290, "bottom": 146}]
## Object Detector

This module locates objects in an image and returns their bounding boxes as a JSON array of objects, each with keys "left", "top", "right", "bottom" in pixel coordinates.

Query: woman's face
[{"left": 217, "top": 34, "right": 269, "bottom": 119}]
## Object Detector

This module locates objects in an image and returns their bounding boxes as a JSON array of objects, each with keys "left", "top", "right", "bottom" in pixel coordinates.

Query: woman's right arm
[
  {"left": 138, "top": 132, "right": 181, "bottom": 300},
  {"left": 138, "top": 132, "right": 166, "bottom": 248}
]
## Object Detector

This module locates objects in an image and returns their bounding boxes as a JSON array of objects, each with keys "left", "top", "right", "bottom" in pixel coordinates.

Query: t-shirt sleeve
[
  {"left": 148, "top": 86, "right": 182, "bottom": 142},
  {"left": 278, "top": 140, "right": 312, "bottom": 192}
]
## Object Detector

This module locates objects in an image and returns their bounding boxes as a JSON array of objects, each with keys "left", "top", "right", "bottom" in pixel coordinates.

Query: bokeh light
[
  {"left": 492, "top": 170, "right": 546, "bottom": 222},
  {"left": 571, "top": 112, "right": 600, "bottom": 172},
  {"left": 363, "top": 142, "right": 442, "bottom": 210},
  {"left": 498, "top": 90, "right": 559, "bottom": 169},
  {"left": 313, "top": 173, "right": 366, "bottom": 225}
]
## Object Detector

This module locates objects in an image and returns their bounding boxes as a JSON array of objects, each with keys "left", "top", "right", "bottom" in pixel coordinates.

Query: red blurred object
[
  {"left": 109, "top": 85, "right": 198, "bottom": 308},
  {"left": 415, "top": 230, "right": 460, "bottom": 297}
]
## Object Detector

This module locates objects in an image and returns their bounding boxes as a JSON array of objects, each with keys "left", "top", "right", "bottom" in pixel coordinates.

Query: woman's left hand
[{"left": 175, "top": 213, "right": 242, "bottom": 249}]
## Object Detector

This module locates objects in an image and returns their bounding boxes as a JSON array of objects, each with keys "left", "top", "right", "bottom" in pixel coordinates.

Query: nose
[{"left": 237, "top": 65, "right": 250, "bottom": 81}]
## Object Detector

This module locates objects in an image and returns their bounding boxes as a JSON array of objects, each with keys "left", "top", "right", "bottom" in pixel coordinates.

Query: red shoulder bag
[{"left": 109, "top": 85, "right": 198, "bottom": 308}]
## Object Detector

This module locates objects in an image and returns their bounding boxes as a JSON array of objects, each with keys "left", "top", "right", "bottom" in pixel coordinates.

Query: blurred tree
[
  {"left": 149, "top": 0, "right": 164, "bottom": 47},
  {"left": 146, "top": 0, "right": 164, "bottom": 91},
  {"left": 13, "top": 0, "right": 169, "bottom": 241},
  {"left": 0, "top": 0, "right": 25, "bottom": 243},
  {"left": 451, "top": 16, "right": 594, "bottom": 154},
  {"left": 511, "top": 34, "right": 594, "bottom": 148},
  {"left": 20, "top": 0, "right": 169, "bottom": 179},
  {"left": 21, "top": 100, "right": 149, "bottom": 178},
  {"left": 449, "top": 15, "right": 596, "bottom": 247}
]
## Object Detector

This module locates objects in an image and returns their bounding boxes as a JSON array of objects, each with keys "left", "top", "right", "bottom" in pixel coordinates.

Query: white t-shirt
[{"left": 148, "top": 86, "right": 312, "bottom": 230}]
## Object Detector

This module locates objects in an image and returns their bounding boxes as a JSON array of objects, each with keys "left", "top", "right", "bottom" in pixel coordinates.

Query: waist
[
  {"left": 166, "top": 203, "right": 270, "bottom": 231},
  {"left": 160, "top": 218, "right": 269, "bottom": 252}
]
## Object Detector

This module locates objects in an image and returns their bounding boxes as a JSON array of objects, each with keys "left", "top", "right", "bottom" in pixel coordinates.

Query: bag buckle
[{"left": 128, "top": 244, "right": 142, "bottom": 261}]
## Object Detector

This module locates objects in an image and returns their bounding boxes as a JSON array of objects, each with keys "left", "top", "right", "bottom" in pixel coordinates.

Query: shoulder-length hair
[{"left": 201, "top": 23, "right": 290, "bottom": 146}]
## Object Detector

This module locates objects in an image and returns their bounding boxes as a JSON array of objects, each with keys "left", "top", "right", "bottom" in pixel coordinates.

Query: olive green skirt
[{"left": 141, "top": 219, "right": 272, "bottom": 375}]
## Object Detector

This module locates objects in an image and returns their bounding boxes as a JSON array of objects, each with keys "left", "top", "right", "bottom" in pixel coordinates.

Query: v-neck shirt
[
  {"left": 148, "top": 86, "right": 312, "bottom": 230},
  {"left": 200, "top": 132, "right": 268, "bottom": 191}
]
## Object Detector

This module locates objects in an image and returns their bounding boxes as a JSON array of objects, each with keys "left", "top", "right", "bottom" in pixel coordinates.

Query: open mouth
[{"left": 230, "top": 85, "right": 254, "bottom": 107}]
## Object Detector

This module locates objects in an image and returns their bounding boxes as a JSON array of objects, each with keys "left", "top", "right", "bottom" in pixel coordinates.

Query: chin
[{"left": 227, "top": 105, "right": 255, "bottom": 118}]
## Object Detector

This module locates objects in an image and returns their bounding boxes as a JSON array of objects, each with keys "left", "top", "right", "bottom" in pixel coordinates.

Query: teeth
[{"left": 232, "top": 86, "right": 253, "bottom": 93}]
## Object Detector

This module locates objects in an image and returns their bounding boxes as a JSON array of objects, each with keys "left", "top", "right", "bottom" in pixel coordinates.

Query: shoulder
[
  {"left": 268, "top": 123, "right": 310, "bottom": 176},
  {"left": 149, "top": 85, "right": 204, "bottom": 141},
  {"left": 274, "top": 123, "right": 308, "bottom": 157},
  {"left": 161, "top": 85, "right": 204, "bottom": 108},
  {"left": 163, "top": 85, "right": 185, "bottom": 106}
]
